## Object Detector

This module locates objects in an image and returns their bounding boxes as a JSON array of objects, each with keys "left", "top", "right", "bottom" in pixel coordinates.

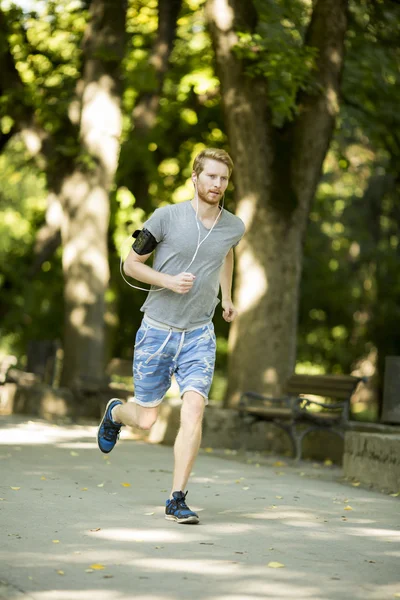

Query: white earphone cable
[{"left": 120, "top": 181, "right": 224, "bottom": 293}]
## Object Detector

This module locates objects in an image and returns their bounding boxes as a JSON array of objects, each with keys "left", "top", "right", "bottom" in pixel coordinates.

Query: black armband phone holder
[{"left": 132, "top": 228, "right": 158, "bottom": 255}]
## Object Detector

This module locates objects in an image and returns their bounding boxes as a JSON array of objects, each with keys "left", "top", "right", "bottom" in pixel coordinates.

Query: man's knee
[{"left": 181, "top": 391, "right": 205, "bottom": 426}]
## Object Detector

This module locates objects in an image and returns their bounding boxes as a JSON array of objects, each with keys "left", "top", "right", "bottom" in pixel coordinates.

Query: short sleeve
[
  {"left": 142, "top": 206, "right": 170, "bottom": 243},
  {"left": 232, "top": 219, "right": 246, "bottom": 248}
]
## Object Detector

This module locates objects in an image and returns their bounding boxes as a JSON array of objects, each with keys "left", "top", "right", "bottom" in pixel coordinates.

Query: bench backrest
[{"left": 285, "top": 374, "right": 362, "bottom": 400}]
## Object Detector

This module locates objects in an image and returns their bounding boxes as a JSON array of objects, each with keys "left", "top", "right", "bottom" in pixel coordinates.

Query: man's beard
[{"left": 197, "top": 188, "right": 221, "bottom": 205}]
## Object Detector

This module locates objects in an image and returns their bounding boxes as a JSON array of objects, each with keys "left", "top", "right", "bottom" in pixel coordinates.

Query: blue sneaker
[
  {"left": 165, "top": 491, "right": 199, "bottom": 524},
  {"left": 97, "top": 399, "right": 123, "bottom": 454}
]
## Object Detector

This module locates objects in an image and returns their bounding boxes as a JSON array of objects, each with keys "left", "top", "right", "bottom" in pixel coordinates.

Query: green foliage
[
  {"left": 4, "top": 1, "right": 86, "bottom": 136},
  {"left": 0, "top": 138, "right": 63, "bottom": 358},
  {"left": 233, "top": 0, "right": 318, "bottom": 126},
  {"left": 298, "top": 0, "right": 400, "bottom": 389}
]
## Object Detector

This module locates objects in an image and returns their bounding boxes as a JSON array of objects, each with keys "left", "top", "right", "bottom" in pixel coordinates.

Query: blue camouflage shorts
[{"left": 132, "top": 316, "right": 217, "bottom": 407}]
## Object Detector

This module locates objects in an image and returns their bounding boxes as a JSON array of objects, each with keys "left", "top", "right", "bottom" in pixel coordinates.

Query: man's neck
[{"left": 190, "top": 197, "right": 221, "bottom": 221}]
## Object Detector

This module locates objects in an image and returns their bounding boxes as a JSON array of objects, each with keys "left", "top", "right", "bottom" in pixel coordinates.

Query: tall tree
[
  {"left": 206, "top": 0, "right": 348, "bottom": 405},
  {"left": 60, "top": 0, "right": 127, "bottom": 386}
]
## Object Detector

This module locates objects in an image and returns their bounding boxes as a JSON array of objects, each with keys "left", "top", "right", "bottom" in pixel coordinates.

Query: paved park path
[{"left": 0, "top": 415, "right": 399, "bottom": 600}]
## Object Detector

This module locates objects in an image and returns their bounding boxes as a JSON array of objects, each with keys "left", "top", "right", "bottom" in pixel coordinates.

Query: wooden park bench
[{"left": 239, "top": 374, "right": 367, "bottom": 460}]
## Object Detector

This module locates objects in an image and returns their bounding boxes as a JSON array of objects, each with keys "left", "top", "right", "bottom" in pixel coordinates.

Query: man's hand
[
  {"left": 222, "top": 299, "right": 237, "bottom": 322},
  {"left": 167, "top": 272, "right": 196, "bottom": 294}
]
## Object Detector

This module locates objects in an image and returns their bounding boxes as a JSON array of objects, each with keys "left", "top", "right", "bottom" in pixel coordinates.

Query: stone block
[
  {"left": 343, "top": 432, "right": 400, "bottom": 492},
  {"left": 12, "top": 384, "right": 76, "bottom": 420}
]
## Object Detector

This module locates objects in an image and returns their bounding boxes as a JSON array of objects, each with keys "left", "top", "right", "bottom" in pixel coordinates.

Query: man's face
[{"left": 194, "top": 158, "right": 230, "bottom": 205}]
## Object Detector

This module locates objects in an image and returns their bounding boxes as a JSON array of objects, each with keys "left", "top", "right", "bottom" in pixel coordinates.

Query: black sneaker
[
  {"left": 97, "top": 399, "right": 123, "bottom": 454},
  {"left": 165, "top": 491, "right": 199, "bottom": 524}
]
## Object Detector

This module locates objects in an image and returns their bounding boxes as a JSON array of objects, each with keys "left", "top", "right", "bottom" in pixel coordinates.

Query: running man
[{"left": 97, "top": 148, "right": 245, "bottom": 523}]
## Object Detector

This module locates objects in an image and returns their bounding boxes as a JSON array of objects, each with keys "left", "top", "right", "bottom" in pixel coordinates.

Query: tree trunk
[
  {"left": 206, "top": 0, "right": 348, "bottom": 405},
  {"left": 60, "top": 0, "right": 127, "bottom": 387}
]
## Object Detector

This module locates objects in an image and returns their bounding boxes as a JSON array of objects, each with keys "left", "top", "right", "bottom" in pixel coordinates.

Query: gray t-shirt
[{"left": 139, "top": 200, "right": 245, "bottom": 329}]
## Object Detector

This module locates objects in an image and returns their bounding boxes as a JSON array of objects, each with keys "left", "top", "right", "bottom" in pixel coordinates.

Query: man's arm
[
  {"left": 123, "top": 249, "right": 195, "bottom": 294},
  {"left": 219, "top": 248, "right": 237, "bottom": 322}
]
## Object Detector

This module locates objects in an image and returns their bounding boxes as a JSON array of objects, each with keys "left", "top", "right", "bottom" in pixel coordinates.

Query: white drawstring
[
  {"left": 145, "top": 329, "right": 173, "bottom": 364},
  {"left": 144, "top": 328, "right": 186, "bottom": 364},
  {"left": 173, "top": 330, "right": 186, "bottom": 361}
]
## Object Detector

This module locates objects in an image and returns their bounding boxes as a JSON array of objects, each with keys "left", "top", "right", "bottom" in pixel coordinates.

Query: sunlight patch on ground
[
  {"left": 344, "top": 527, "right": 400, "bottom": 540},
  {"left": 0, "top": 421, "right": 96, "bottom": 445},
  {"left": 90, "top": 527, "right": 209, "bottom": 544}
]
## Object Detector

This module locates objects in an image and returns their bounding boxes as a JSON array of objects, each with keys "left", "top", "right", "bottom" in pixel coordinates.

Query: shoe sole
[
  {"left": 97, "top": 398, "right": 120, "bottom": 454},
  {"left": 165, "top": 515, "right": 199, "bottom": 524}
]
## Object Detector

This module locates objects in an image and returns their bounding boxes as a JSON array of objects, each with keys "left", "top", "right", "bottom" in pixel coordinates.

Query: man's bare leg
[
  {"left": 112, "top": 401, "right": 159, "bottom": 431},
  {"left": 170, "top": 390, "right": 205, "bottom": 496}
]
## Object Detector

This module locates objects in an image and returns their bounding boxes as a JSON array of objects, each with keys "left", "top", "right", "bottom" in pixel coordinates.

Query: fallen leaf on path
[
  {"left": 90, "top": 528, "right": 101, "bottom": 532},
  {"left": 275, "top": 496, "right": 283, "bottom": 499},
  {"left": 10, "top": 487, "right": 20, "bottom": 491},
  {"left": 81, "top": 488, "right": 88, "bottom": 491},
  {"left": 324, "top": 459, "right": 333, "bottom": 466},
  {"left": 52, "top": 540, "right": 60, "bottom": 544},
  {"left": 352, "top": 482, "right": 360, "bottom": 487},
  {"left": 242, "top": 487, "right": 249, "bottom": 490},
  {"left": 267, "top": 562, "right": 285, "bottom": 568},
  {"left": 89, "top": 564, "right": 105, "bottom": 570},
  {"left": 200, "top": 542, "right": 214, "bottom": 546},
  {"left": 41, "top": 477, "right": 47, "bottom": 481},
  {"left": 273, "top": 461, "right": 286, "bottom": 467},
  {"left": 144, "top": 512, "right": 154, "bottom": 516},
  {"left": 390, "top": 492, "right": 399, "bottom": 497},
  {"left": 56, "top": 570, "right": 65, "bottom": 576},
  {"left": 70, "top": 451, "right": 79, "bottom": 457},
  {"left": 121, "top": 482, "right": 131, "bottom": 487},
  {"left": 85, "top": 569, "right": 94, "bottom": 573},
  {"left": 344, "top": 506, "right": 353, "bottom": 511},
  {"left": 103, "top": 575, "right": 113, "bottom": 579},
  {"left": 204, "top": 447, "right": 213, "bottom": 453},
  {"left": 97, "top": 483, "right": 104, "bottom": 488}
]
